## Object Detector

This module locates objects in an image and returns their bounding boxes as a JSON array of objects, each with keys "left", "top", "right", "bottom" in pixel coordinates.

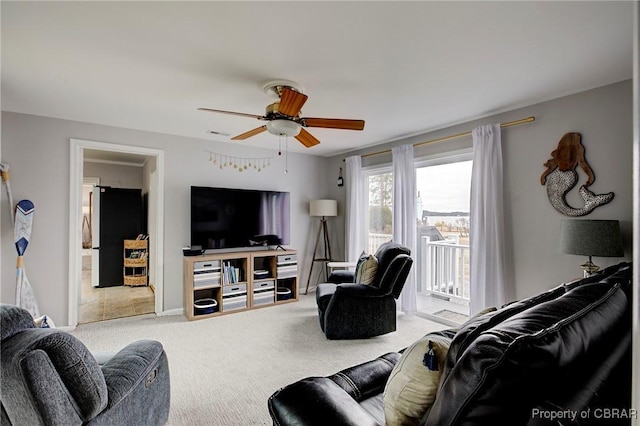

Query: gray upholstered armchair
[
  {"left": 0, "top": 304, "right": 170, "bottom": 425},
  {"left": 316, "top": 241, "right": 413, "bottom": 340}
]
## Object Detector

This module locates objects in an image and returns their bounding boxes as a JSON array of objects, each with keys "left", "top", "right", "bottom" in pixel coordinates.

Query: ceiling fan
[{"left": 198, "top": 80, "right": 365, "bottom": 148}]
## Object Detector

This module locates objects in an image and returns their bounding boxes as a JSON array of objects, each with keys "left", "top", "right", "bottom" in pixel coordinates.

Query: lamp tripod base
[{"left": 304, "top": 217, "right": 332, "bottom": 295}]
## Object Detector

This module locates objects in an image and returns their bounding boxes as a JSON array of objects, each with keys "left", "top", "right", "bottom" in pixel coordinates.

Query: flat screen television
[{"left": 190, "top": 186, "right": 291, "bottom": 250}]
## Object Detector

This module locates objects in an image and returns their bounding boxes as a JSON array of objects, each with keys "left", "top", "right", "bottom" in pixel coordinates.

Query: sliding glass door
[
  {"left": 415, "top": 153, "right": 472, "bottom": 324},
  {"left": 361, "top": 153, "right": 472, "bottom": 325}
]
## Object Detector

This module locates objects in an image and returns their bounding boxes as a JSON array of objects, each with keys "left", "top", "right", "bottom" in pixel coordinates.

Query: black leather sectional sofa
[{"left": 268, "top": 262, "right": 633, "bottom": 426}]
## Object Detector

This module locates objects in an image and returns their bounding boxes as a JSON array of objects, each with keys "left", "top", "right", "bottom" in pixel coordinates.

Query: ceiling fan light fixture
[
  {"left": 263, "top": 79, "right": 304, "bottom": 97},
  {"left": 266, "top": 119, "right": 301, "bottom": 137}
]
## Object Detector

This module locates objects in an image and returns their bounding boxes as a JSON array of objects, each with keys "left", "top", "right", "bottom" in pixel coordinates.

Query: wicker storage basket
[
  {"left": 124, "top": 258, "right": 147, "bottom": 267},
  {"left": 124, "top": 275, "right": 147, "bottom": 286},
  {"left": 124, "top": 239, "right": 148, "bottom": 249}
]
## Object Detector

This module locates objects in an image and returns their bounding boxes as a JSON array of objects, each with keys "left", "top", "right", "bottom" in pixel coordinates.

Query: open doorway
[
  {"left": 69, "top": 139, "right": 165, "bottom": 327},
  {"left": 79, "top": 170, "right": 154, "bottom": 323}
]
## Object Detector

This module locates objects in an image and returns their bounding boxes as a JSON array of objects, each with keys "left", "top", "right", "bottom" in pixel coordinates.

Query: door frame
[{"left": 68, "top": 138, "right": 165, "bottom": 326}]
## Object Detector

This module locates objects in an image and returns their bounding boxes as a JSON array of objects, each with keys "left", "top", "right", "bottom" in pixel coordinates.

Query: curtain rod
[{"left": 345, "top": 116, "right": 535, "bottom": 161}]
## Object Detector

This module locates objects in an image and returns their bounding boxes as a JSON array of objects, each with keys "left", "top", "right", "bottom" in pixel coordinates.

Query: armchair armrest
[
  {"left": 327, "top": 269, "right": 356, "bottom": 284},
  {"left": 328, "top": 352, "right": 400, "bottom": 401},
  {"left": 333, "top": 283, "right": 388, "bottom": 298},
  {"left": 100, "top": 340, "right": 166, "bottom": 407},
  {"left": 90, "top": 340, "right": 170, "bottom": 426},
  {"left": 317, "top": 284, "right": 385, "bottom": 313},
  {"left": 323, "top": 284, "right": 398, "bottom": 339},
  {"left": 268, "top": 352, "right": 400, "bottom": 425},
  {"left": 268, "top": 377, "right": 379, "bottom": 426}
]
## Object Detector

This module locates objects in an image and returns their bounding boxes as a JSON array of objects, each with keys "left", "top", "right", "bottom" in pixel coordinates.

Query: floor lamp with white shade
[{"left": 304, "top": 199, "right": 337, "bottom": 294}]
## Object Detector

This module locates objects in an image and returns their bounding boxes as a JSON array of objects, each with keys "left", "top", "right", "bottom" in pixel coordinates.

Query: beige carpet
[{"left": 69, "top": 293, "right": 447, "bottom": 425}]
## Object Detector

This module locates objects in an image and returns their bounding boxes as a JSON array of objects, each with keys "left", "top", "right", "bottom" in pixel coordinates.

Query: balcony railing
[
  {"left": 367, "top": 233, "right": 393, "bottom": 254},
  {"left": 367, "top": 233, "right": 470, "bottom": 305},
  {"left": 420, "top": 235, "right": 469, "bottom": 303}
]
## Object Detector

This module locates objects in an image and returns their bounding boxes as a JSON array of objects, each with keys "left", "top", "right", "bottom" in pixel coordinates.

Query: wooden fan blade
[
  {"left": 302, "top": 117, "right": 365, "bottom": 131},
  {"left": 231, "top": 126, "right": 267, "bottom": 140},
  {"left": 295, "top": 128, "right": 321, "bottom": 147},
  {"left": 278, "top": 88, "right": 308, "bottom": 117},
  {"left": 198, "top": 108, "right": 265, "bottom": 120}
]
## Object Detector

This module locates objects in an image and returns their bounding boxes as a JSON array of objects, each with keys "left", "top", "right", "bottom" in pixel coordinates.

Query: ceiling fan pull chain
[{"left": 285, "top": 137, "right": 289, "bottom": 174}]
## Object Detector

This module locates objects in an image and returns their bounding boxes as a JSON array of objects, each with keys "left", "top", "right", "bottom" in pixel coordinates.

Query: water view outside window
[
  {"left": 416, "top": 160, "right": 472, "bottom": 323},
  {"left": 417, "top": 160, "right": 471, "bottom": 232}
]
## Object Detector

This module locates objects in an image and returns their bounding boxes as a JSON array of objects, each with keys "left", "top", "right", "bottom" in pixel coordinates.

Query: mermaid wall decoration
[{"left": 540, "top": 132, "right": 614, "bottom": 216}]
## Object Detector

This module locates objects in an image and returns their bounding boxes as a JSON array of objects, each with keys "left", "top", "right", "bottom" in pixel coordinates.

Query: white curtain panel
[
  {"left": 470, "top": 124, "right": 511, "bottom": 315},
  {"left": 345, "top": 155, "right": 366, "bottom": 262},
  {"left": 392, "top": 145, "right": 417, "bottom": 315}
]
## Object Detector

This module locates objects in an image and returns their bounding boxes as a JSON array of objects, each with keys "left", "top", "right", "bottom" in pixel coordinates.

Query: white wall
[
  {"left": 1, "top": 113, "right": 329, "bottom": 325},
  {"left": 83, "top": 161, "right": 143, "bottom": 189},
  {"left": 327, "top": 80, "right": 633, "bottom": 301},
  {"left": 143, "top": 157, "right": 157, "bottom": 288}
]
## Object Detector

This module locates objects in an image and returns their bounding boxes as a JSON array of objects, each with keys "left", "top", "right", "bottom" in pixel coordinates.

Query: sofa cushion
[
  {"left": 355, "top": 253, "right": 378, "bottom": 285},
  {"left": 384, "top": 333, "right": 452, "bottom": 426},
  {"left": 562, "top": 261, "right": 631, "bottom": 292},
  {"left": 426, "top": 280, "right": 630, "bottom": 425},
  {"left": 441, "top": 285, "right": 567, "bottom": 382},
  {"left": 442, "top": 262, "right": 632, "bottom": 383}
]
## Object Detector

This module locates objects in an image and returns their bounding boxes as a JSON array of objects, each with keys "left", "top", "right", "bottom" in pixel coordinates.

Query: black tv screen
[{"left": 190, "top": 186, "right": 290, "bottom": 250}]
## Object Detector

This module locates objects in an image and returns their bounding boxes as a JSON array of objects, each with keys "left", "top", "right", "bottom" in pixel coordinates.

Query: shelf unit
[
  {"left": 123, "top": 239, "right": 148, "bottom": 286},
  {"left": 183, "top": 249, "right": 298, "bottom": 321}
]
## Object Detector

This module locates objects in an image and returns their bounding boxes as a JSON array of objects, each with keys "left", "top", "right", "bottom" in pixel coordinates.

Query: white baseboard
[{"left": 157, "top": 308, "right": 183, "bottom": 317}]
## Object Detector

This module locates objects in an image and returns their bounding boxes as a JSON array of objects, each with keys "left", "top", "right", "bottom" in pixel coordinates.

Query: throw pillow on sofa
[
  {"left": 383, "top": 332, "right": 452, "bottom": 426},
  {"left": 355, "top": 252, "right": 378, "bottom": 285}
]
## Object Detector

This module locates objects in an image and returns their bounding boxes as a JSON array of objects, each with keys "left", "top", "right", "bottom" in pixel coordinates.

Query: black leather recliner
[{"left": 315, "top": 241, "right": 413, "bottom": 340}]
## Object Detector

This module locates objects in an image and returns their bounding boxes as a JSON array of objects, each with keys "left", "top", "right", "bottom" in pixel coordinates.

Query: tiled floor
[{"left": 80, "top": 255, "right": 155, "bottom": 324}]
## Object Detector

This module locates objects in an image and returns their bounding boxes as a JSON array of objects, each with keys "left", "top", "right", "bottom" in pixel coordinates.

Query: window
[
  {"left": 359, "top": 151, "right": 472, "bottom": 325},
  {"left": 365, "top": 168, "right": 393, "bottom": 253}
]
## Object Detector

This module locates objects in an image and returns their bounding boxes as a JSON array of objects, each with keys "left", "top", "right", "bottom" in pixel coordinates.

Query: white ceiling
[{"left": 1, "top": 1, "right": 633, "bottom": 158}]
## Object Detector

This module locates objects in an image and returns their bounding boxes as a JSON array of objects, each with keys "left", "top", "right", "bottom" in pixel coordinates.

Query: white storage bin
[
  {"left": 277, "top": 254, "right": 297, "bottom": 265},
  {"left": 222, "top": 294, "right": 247, "bottom": 312},
  {"left": 222, "top": 284, "right": 247, "bottom": 297},
  {"left": 253, "top": 290, "right": 275, "bottom": 306},
  {"left": 253, "top": 280, "right": 275, "bottom": 291}
]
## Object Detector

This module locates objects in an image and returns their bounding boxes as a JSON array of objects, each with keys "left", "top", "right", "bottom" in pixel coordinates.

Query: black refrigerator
[{"left": 91, "top": 186, "right": 143, "bottom": 287}]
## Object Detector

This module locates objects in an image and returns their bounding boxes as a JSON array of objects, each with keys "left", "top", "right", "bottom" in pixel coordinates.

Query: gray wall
[
  {"left": 1, "top": 113, "right": 330, "bottom": 325},
  {"left": 83, "top": 161, "right": 143, "bottom": 189},
  {"left": 326, "top": 80, "right": 633, "bottom": 301},
  {"left": 1, "top": 80, "right": 633, "bottom": 325}
]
